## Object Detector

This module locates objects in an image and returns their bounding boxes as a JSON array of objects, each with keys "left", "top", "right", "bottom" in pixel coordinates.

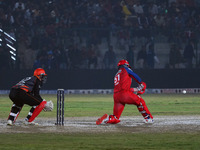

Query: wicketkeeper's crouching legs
[
  {"left": 7, "top": 104, "right": 23, "bottom": 125},
  {"left": 25, "top": 100, "right": 53, "bottom": 124},
  {"left": 8, "top": 100, "right": 53, "bottom": 125},
  {"left": 25, "top": 100, "right": 47, "bottom": 123}
]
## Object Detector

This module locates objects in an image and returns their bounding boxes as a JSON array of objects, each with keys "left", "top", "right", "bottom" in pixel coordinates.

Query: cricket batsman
[
  {"left": 96, "top": 59, "right": 153, "bottom": 125},
  {"left": 7, "top": 68, "right": 53, "bottom": 125}
]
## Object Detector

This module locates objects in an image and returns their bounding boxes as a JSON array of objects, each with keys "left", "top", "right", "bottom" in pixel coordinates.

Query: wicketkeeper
[
  {"left": 96, "top": 59, "right": 153, "bottom": 125},
  {"left": 7, "top": 68, "right": 53, "bottom": 125}
]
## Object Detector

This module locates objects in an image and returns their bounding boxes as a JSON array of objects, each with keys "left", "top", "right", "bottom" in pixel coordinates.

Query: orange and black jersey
[{"left": 12, "top": 76, "right": 43, "bottom": 101}]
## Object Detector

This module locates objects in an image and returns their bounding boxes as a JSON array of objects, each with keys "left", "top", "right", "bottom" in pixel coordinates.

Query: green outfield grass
[
  {"left": 1, "top": 93, "right": 200, "bottom": 118},
  {"left": 1, "top": 93, "right": 200, "bottom": 150},
  {"left": 0, "top": 133, "right": 200, "bottom": 150}
]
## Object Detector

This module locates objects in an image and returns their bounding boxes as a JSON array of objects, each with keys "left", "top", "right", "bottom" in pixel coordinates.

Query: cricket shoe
[
  {"left": 7, "top": 120, "right": 14, "bottom": 126},
  {"left": 24, "top": 120, "right": 39, "bottom": 126},
  {"left": 96, "top": 114, "right": 109, "bottom": 125},
  {"left": 144, "top": 116, "right": 154, "bottom": 124}
]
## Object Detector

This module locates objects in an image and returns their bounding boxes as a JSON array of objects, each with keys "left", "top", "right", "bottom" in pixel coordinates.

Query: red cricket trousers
[{"left": 113, "top": 90, "right": 153, "bottom": 119}]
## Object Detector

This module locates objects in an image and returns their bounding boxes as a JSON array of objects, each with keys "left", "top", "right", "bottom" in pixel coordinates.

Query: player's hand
[{"left": 137, "top": 82, "right": 146, "bottom": 95}]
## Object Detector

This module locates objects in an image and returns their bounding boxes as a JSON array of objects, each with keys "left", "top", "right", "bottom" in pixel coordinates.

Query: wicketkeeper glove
[{"left": 43, "top": 100, "right": 54, "bottom": 111}]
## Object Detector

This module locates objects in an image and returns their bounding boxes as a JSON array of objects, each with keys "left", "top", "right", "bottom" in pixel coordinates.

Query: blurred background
[{"left": 0, "top": 0, "right": 200, "bottom": 89}]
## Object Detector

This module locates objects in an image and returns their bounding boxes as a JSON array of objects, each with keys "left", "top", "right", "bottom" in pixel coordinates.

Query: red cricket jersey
[{"left": 114, "top": 66, "right": 142, "bottom": 93}]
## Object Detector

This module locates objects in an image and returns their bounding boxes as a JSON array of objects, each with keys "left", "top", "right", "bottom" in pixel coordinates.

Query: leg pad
[{"left": 28, "top": 101, "right": 47, "bottom": 122}]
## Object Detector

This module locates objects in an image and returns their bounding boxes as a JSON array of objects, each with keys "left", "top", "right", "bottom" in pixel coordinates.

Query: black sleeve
[{"left": 32, "top": 78, "right": 43, "bottom": 101}]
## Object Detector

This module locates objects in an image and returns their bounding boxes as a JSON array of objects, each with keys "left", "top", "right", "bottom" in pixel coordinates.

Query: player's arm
[
  {"left": 33, "top": 80, "right": 43, "bottom": 102},
  {"left": 125, "top": 67, "right": 146, "bottom": 94},
  {"left": 125, "top": 67, "right": 142, "bottom": 83}
]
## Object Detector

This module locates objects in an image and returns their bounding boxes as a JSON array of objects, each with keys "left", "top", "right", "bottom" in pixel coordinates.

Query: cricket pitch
[{"left": 0, "top": 115, "right": 200, "bottom": 133}]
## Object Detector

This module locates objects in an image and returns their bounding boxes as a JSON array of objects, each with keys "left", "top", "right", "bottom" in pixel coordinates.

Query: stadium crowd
[{"left": 0, "top": 0, "right": 199, "bottom": 70}]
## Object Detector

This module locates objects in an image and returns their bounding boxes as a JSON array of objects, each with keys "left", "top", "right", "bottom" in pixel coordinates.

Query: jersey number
[{"left": 114, "top": 74, "right": 120, "bottom": 86}]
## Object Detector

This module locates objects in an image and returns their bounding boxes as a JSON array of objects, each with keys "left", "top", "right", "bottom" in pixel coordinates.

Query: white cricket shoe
[
  {"left": 7, "top": 120, "right": 13, "bottom": 126},
  {"left": 24, "top": 120, "right": 39, "bottom": 126},
  {"left": 144, "top": 118, "right": 154, "bottom": 124}
]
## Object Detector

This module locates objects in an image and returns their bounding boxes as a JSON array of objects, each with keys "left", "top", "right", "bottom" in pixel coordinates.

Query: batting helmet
[
  {"left": 117, "top": 59, "right": 130, "bottom": 68},
  {"left": 33, "top": 68, "right": 47, "bottom": 82}
]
